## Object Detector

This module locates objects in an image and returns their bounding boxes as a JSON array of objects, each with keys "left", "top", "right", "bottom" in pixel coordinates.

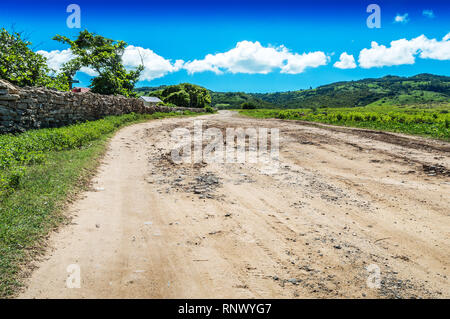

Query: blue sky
[{"left": 1, "top": 0, "right": 449, "bottom": 92}]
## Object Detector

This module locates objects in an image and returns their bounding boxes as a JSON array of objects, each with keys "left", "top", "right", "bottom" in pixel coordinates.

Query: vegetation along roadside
[
  {"left": 0, "top": 111, "right": 206, "bottom": 298},
  {"left": 239, "top": 106, "right": 450, "bottom": 141}
]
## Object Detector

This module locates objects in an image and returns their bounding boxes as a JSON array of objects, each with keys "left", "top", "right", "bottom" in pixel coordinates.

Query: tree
[
  {"left": 0, "top": 28, "right": 69, "bottom": 90},
  {"left": 182, "top": 83, "right": 211, "bottom": 108},
  {"left": 165, "top": 90, "right": 190, "bottom": 106},
  {"left": 241, "top": 101, "right": 257, "bottom": 109},
  {"left": 160, "top": 83, "right": 211, "bottom": 108},
  {"left": 53, "top": 30, "right": 143, "bottom": 97}
]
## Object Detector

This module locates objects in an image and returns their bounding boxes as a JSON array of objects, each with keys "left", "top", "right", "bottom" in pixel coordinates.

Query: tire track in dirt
[{"left": 19, "top": 111, "right": 449, "bottom": 299}]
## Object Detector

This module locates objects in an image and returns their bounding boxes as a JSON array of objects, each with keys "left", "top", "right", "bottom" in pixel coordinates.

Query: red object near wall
[{"left": 71, "top": 87, "right": 91, "bottom": 93}]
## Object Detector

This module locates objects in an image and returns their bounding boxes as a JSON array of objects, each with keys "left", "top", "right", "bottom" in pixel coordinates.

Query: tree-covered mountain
[
  {"left": 136, "top": 74, "right": 450, "bottom": 109},
  {"left": 250, "top": 74, "right": 450, "bottom": 109}
]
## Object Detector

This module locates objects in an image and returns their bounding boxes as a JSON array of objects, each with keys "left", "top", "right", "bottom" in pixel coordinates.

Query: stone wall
[{"left": 0, "top": 79, "right": 204, "bottom": 134}]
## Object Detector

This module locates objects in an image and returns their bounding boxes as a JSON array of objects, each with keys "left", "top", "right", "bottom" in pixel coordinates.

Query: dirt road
[{"left": 19, "top": 111, "right": 449, "bottom": 298}]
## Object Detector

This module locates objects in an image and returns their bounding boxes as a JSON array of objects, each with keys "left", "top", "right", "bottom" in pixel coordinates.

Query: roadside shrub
[
  {"left": 241, "top": 102, "right": 257, "bottom": 109},
  {"left": 0, "top": 168, "right": 24, "bottom": 197},
  {"left": 204, "top": 106, "right": 215, "bottom": 113},
  {"left": 0, "top": 112, "right": 203, "bottom": 197},
  {"left": 238, "top": 108, "right": 450, "bottom": 140}
]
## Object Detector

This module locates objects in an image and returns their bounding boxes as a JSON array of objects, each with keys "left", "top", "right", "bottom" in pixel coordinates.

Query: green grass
[
  {"left": 0, "top": 111, "right": 204, "bottom": 298},
  {"left": 239, "top": 105, "right": 450, "bottom": 141}
]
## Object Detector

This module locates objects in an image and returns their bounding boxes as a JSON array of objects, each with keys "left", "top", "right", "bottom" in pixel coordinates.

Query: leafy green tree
[
  {"left": 0, "top": 28, "right": 69, "bottom": 90},
  {"left": 241, "top": 101, "right": 257, "bottom": 109},
  {"left": 160, "top": 83, "right": 211, "bottom": 108},
  {"left": 53, "top": 30, "right": 143, "bottom": 97},
  {"left": 165, "top": 90, "right": 190, "bottom": 106},
  {"left": 182, "top": 83, "right": 211, "bottom": 108}
]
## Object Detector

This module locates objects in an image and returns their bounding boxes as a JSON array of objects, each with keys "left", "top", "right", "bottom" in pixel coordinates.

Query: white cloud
[
  {"left": 183, "top": 41, "right": 287, "bottom": 75},
  {"left": 38, "top": 46, "right": 182, "bottom": 81},
  {"left": 359, "top": 40, "right": 416, "bottom": 68},
  {"left": 37, "top": 49, "right": 98, "bottom": 76},
  {"left": 281, "top": 51, "right": 329, "bottom": 74},
  {"left": 37, "top": 49, "right": 73, "bottom": 71},
  {"left": 38, "top": 34, "right": 450, "bottom": 80},
  {"left": 183, "top": 41, "right": 328, "bottom": 75},
  {"left": 79, "top": 66, "right": 99, "bottom": 77},
  {"left": 394, "top": 13, "right": 409, "bottom": 24},
  {"left": 358, "top": 33, "right": 450, "bottom": 68},
  {"left": 333, "top": 52, "right": 357, "bottom": 69},
  {"left": 121, "top": 45, "right": 184, "bottom": 81},
  {"left": 422, "top": 10, "right": 435, "bottom": 18},
  {"left": 418, "top": 34, "right": 450, "bottom": 60}
]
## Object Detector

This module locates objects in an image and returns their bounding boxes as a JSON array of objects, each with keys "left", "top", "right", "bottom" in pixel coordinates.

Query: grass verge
[
  {"left": 238, "top": 107, "right": 450, "bottom": 141},
  {"left": 0, "top": 111, "right": 205, "bottom": 298}
]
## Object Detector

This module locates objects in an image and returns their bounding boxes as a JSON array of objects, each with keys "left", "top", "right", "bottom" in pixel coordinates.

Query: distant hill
[
  {"left": 135, "top": 85, "right": 169, "bottom": 96},
  {"left": 136, "top": 74, "right": 450, "bottom": 109},
  {"left": 250, "top": 73, "right": 450, "bottom": 109},
  {"left": 209, "top": 91, "right": 274, "bottom": 109}
]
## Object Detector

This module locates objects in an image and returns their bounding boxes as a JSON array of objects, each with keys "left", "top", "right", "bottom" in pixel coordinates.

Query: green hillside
[
  {"left": 251, "top": 74, "right": 450, "bottom": 109},
  {"left": 136, "top": 74, "right": 450, "bottom": 109},
  {"left": 209, "top": 91, "right": 274, "bottom": 109}
]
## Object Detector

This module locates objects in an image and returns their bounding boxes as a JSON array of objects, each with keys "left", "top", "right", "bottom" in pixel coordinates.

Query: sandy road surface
[{"left": 19, "top": 111, "right": 449, "bottom": 298}]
